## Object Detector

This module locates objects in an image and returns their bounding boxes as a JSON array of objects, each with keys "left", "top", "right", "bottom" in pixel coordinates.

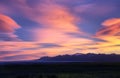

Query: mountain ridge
[{"left": 38, "top": 53, "right": 120, "bottom": 62}]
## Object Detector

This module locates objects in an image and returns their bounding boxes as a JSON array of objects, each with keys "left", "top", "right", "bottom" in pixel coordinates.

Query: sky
[{"left": 0, "top": 0, "right": 120, "bottom": 61}]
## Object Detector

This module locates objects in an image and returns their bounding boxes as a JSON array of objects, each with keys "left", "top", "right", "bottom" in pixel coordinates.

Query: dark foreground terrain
[{"left": 1, "top": 62, "right": 120, "bottom": 78}]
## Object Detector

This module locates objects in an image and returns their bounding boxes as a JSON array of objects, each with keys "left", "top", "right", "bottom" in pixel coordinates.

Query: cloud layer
[{"left": 0, "top": 0, "right": 120, "bottom": 61}]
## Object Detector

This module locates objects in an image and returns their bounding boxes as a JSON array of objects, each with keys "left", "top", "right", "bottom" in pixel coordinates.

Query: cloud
[
  {"left": 34, "top": 28, "right": 77, "bottom": 43},
  {"left": 94, "top": 18, "right": 120, "bottom": 53},
  {"left": 19, "top": 0, "right": 86, "bottom": 43},
  {"left": 0, "top": 52, "right": 48, "bottom": 61},
  {"left": 0, "top": 14, "right": 21, "bottom": 41},
  {"left": 39, "top": 43, "right": 62, "bottom": 48},
  {"left": 102, "top": 18, "right": 120, "bottom": 27},
  {"left": 38, "top": 2, "right": 79, "bottom": 30},
  {"left": 0, "top": 54, "right": 38, "bottom": 61},
  {"left": 0, "top": 0, "right": 120, "bottom": 61},
  {"left": 0, "top": 51, "right": 17, "bottom": 56},
  {"left": 0, "top": 42, "right": 39, "bottom": 51},
  {"left": 2, "top": 0, "right": 85, "bottom": 43},
  {"left": 74, "top": 1, "right": 117, "bottom": 16},
  {"left": 96, "top": 18, "right": 120, "bottom": 36},
  {"left": 0, "top": 14, "right": 20, "bottom": 33}
]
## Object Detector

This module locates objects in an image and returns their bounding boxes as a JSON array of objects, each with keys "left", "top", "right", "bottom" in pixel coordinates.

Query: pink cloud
[
  {"left": 0, "top": 14, "right": 20, "bottom": 33},
  {"left": 96, "top": 18, "right": 120, "bottom": 36},
  {"left": 17, "top": 0, "right": 85, "bottom": 43},
  {"left": 0, "top": 14, "right": 21, "bottom": 41}
]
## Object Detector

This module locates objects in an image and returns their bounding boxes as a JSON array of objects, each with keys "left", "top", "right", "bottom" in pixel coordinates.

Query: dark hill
[{"left": 39, "top": 53, "right": 120, "bottom": 62}]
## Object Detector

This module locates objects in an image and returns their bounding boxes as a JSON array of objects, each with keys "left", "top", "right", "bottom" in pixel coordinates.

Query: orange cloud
[
  {"left": 94, "top": 18, "right": 120, "bottom": 53},
  {"left": 96, "top": 18, "right": 120, "bottom": 36},
  {"left": 102, "top": 18, "right": 120, "bottom": 27},
  {"left": 0, "top": 14, "right": 20, "bottom": 33}
]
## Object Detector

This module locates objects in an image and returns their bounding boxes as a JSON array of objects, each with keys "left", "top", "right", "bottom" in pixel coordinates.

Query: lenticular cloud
[{"left": 0, "top": 14, "right": 21, "bottom": 41}]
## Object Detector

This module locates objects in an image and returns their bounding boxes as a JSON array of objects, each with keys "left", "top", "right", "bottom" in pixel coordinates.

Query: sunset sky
[{"left": 0, "top": 0, "right": 120, "bottom": 61}]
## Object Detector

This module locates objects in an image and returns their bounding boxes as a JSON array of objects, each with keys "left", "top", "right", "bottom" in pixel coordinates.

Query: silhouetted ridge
[{"left": 39, "top": 53, "right": 120, "bottom": 62}]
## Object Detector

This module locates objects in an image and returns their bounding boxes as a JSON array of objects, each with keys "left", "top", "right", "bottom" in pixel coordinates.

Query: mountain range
[{"left": 38, "top": 53, "right": 120, "bottom": 62}]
